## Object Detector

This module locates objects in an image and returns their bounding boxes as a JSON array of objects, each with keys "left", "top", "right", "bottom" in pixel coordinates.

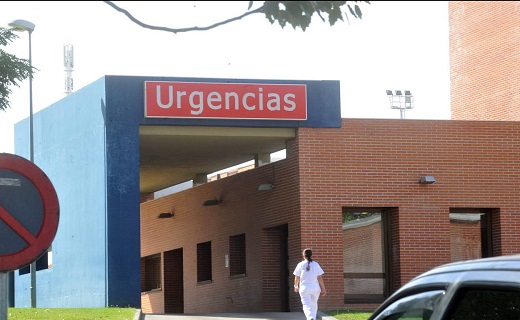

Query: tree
[
  {"left": 0, "top": 1, "right": 370, "bottom": 112},
  {"left": 104, "top": 1, "right": 370, "bottom": 34},
  {"left": 0, "top": 27, "right": 34, "bottom": 112}
]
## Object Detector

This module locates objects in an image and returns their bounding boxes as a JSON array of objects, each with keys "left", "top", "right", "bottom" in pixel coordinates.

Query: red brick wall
[
  {"left": 449, "top": 1, "right": 520, "bottom": 120},
  {"left": 141, "top": 139, "right": 304, "bottom": 314},
  {"left": 141, "top": 118, "right": 520, "bottom": 313},
  {"left": 298, "top": 118, "right": 520, "bottom": 309}
]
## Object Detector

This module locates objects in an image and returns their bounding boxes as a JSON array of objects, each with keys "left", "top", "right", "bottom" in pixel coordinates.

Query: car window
[
  {"left": 372, "top": 290, "right": 445, "bottom": 320},
  {"left": 446, "top": 287, "right": 520, "bottom": 320}
]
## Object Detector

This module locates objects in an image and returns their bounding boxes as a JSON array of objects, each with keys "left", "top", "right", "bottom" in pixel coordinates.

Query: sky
[{"left": 0, "top": 1, "right": 451, "bottom": 154}]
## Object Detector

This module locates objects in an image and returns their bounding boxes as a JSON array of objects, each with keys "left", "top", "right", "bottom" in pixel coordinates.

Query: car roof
[
  {"left": 400, "top": 254, "right": 520, "bottom": 291},
  {"left": 416, "top": 254, "right": 520, "bottom": 279}
]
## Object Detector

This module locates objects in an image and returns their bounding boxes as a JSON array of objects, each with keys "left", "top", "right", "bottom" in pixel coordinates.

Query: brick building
[
  {"left": 140, "top": 118, "right": 520, "bottom": 314},
  {"left": 10, "top": 2, "right": 520, "bottom": 313},
  {"left": 449, "top": 1, "right": 520, "bottom": 120}
]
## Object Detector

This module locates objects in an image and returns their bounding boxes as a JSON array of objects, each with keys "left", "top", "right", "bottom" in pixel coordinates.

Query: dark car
[{"left": 368, "top": 255, "right": 520, "bottom": 320}]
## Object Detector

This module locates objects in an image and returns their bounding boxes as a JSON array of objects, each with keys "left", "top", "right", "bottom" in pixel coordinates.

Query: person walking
[{"left": 293, "top": 248, "right": 327, "bottom": 320}]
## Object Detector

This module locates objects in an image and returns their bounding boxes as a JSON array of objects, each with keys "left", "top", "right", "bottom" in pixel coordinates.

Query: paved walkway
[{"left": 135, "top": 310, "right": 337, "bottom": 320}]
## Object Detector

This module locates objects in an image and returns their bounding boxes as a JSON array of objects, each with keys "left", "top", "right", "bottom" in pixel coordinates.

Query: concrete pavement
[{"left": 134, "top": 310, "right": 338, "bottom": 320}]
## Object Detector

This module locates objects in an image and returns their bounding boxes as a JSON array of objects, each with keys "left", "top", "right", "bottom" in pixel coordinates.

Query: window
[
  {"left": 342, "top": 207, "right": 393, "bottom": 304},
  {"left": 371, "top": 290, "right": 445, "bottom": 320},
  {"left": 229, "top": 233, "right": 246, "bottom": 276},
  {"left": 447, "top": 287, "right": 520, "bottom": 319},
  {"left": 142, "top": 254, "right": 161, "bottom": 292},
  {"left": 450, "top": 208, "right": 495, "bottom": 262},
  {"left": 197, "top": 241, "right": 212, "bottom": 283}
]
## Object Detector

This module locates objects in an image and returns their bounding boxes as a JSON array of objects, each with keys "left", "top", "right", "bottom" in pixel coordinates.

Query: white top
[{"left": 293, "top": 260, "right": 324, "bottom": 292}]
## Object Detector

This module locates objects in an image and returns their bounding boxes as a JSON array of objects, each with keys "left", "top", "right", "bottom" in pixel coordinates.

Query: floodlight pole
[{"left": 386, "top": 90, "right": 414, "bottom": 119}]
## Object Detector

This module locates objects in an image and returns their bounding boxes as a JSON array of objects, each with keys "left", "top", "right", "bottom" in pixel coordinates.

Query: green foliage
[
  {"left": 325, "top": 309, "right": 373, "bottom": 320},
  {"left": 261, "top": 1, "right": 371, "bottom": 31},
  {"left": 106, "top": 1, "right": 371, "bottom": 35},
  {"left": 8, "top": 307, "right": 136, "bottom": 320},
  {"left": 0, "top": 27, "right": 34, "bottom": 112}
]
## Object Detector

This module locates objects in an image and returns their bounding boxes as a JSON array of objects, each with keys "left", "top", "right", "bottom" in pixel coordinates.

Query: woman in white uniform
[{"left": 293, "top": 248, "right": 327, "bottom": 320}]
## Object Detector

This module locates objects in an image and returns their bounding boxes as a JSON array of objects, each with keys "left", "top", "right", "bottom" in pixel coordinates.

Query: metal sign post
[{"left": 0, "top": 272, "right": 7, "bottom": 320}]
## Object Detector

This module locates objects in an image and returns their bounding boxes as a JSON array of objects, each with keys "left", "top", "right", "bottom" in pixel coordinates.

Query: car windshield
[{"left": 372, "top": 290, "right": 445, "bottom": 320}]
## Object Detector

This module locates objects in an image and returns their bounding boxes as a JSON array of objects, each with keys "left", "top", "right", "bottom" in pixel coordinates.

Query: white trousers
[{"left": 299, "top": 289, "right": 320, "bottom": 320}]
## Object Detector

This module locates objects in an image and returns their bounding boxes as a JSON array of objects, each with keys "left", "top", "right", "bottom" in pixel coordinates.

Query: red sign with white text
[{"left": 144, "top": 81, "right": 307, "bottom": 120}]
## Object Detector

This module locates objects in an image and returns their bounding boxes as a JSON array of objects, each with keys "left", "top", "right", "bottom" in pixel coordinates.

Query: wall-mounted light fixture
[
  {"left": 420, "top": 176, "right": 436, "bottom": 184},
  {"left": 157, "top": 211, "right": 174, "bottom": 219},
  {"left": 257, "top": 183, "right": 274, "bottom": 191},
  {"left": 202, "top": 199, "right": 221, "bottom": 206}
]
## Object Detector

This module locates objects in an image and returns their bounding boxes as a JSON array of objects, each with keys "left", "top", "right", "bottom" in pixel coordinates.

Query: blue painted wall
[
  {"left": 13, "top": 75, "right": 341, "bottom": 308},
  {"left": 15, "top": 78, "right": 111, "bottom": 307},
  {"left": 103, "top": 77, "right": 142, "bottom": 307}
]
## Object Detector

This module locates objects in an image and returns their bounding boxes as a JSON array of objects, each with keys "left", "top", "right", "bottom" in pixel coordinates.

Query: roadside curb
[
  {"left": 134, "top": 309, "right": 144, "bottom": 320},
  {"left": 318, "top": 310, "right": 339, "bottom": 320},
  {"left": 136, "top": 309, "right": 337, "bottom": 319}
]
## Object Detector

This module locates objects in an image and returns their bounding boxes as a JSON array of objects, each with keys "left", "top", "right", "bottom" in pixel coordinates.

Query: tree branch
[{"left": 103, "top": 1, "right": 265, "bottom": 34}]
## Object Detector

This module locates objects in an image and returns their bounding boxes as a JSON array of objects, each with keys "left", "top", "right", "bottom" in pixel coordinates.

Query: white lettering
[
  {"left": 258, "top": 88, "right": 264, "bottom": 110},
  {"left": 156, "top": 85, "right": 173, "bottom": 109},
  {"left": 284, "top": 93, "right": 296, "bottom": 111},
  {"left": 207, "top": 92, "right": 222, "bottom": 110},
  {"left": 225, "top": 92, "right": 239, "bottom": 110},
  {"left": 267, "top": 93, "right": 281, "bottom": 111},
  {"left": 176, "top": 91, "right": 186, "bottom": 108},
  {"left": 150, "top": 82, "right": 304, "bottom": 118},
  {"left": 189, "top": 91, "right": 204, "bottom": 115},
  {"left": 243, "top": 93, "right": 255, "bottom": 110}
]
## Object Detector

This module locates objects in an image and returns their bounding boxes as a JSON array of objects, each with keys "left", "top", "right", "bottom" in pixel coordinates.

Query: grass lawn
[
  {"left": 324, "top": 310, "right": 373, "bottom": 320},
  {"left": 7, "top": 307, "right": 370, "bottom": 320},
  {"left": 7, "top": 308, "right": 137, "bottom": 320}
]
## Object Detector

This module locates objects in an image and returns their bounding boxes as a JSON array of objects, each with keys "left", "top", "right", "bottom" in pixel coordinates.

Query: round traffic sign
[{"left": 0, "top": 153, "right": 59, "bottom": 272}]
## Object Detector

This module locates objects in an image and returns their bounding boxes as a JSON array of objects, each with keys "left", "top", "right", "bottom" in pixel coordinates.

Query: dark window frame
[
  {"left": 142, "top": 254, "right": 162, "bottom": 292},
  {"left": 342, "top": 207, "right": 393, "bottom": 304},
  {"left": 197, "top": 241, "right": 212, "bottom": 283},
  {"left": 229, "top": 233, "right": 246, "bottom": 277},
  {"left": 449, "top": 208, "right": 495, "bottom": 260}
]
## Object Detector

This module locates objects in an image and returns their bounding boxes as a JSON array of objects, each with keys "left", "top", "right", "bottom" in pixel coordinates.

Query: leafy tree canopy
[
  {"left": 103, "top": 1, "right": 371, "bottom": 34},
  {"left": 262, "top": 1, "right": 369, "bottom": 31},
  {"left": 0, "top": 27, "right": 34, "bottom": 112}
]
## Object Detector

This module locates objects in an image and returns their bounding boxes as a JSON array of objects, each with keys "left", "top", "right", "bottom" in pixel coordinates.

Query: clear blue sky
[{"left": 0, "top": 1, "right": 451, "bottom": 154}]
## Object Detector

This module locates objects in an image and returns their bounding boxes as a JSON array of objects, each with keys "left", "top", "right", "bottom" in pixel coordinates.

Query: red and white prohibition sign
[{"left": 0, "top": 153, "right": 59, "bottom": 272}]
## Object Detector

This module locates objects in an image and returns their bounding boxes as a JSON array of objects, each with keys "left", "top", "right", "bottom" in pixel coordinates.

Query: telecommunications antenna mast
[{"left": 64, "top": 44, "right": 74, "bottom": 95}]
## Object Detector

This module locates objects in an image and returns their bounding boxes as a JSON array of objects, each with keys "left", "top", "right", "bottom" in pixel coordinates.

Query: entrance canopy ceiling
[{"left": 139, "top": 126, "right": 296, "bottom": 194}]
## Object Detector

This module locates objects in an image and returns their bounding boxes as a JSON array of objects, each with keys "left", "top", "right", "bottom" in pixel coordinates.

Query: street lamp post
[{"left": 8, "top": 19, "right": 37, "bottom": 309}]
